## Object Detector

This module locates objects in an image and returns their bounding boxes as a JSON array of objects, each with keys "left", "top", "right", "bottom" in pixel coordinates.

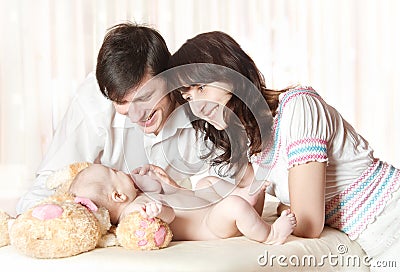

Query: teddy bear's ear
[
  {"left": 46, "top": 162, "right": 92, "bottom": 192},
  {"left": 74, "top": 197, "right": 112, "bottom": 236},
  {"left": 72, "top": 197, "right": 113, "bottom": 248},
  {"left": 74, "top": 197, "right": 98, "bottom": 212}
]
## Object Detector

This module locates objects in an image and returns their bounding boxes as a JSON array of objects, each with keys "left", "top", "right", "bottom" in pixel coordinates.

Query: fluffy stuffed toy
[
  {"left": 0, "top": 162, "right": 173, "bottom": 258},
  {"left": 10, "top": 193, "right": 111, "bottom": 258},
  {"left": 0, "top": 210, "right": 11, "bottom": 247},
  {"left": 117, "top": 211, "right": 173, "bottom": 250}
]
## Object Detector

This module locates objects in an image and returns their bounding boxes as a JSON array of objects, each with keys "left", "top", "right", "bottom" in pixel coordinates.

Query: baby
[{"left": 69, "top": 164, "right": 296, "bottom": 244}]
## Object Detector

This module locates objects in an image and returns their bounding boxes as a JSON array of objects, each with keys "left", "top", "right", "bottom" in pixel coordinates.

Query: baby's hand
[{"left": 140, "top": 202, "right": 162, "bottom": 219}]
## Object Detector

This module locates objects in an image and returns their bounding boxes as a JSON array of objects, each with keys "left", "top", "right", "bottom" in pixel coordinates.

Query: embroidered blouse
[{"left": 251, "top": 86, "right": 400, "bottom": 239}]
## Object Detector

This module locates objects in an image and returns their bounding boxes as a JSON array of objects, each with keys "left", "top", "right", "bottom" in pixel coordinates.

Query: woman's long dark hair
[{"left": 169, "top": 31, "right": 287, "bottom": 176}]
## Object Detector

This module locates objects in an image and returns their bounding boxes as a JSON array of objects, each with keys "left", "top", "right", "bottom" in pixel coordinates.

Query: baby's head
[{"left": 69, "top": 164, "right": 138, "bottom": 224}]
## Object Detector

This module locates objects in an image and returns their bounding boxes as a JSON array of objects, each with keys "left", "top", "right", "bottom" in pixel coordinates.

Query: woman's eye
[
  {"left": 182, "top": 94, "right": 192, "bottom": 101},
  {"left": 198, "top": 84, "right": 206, "bottom": 92}
]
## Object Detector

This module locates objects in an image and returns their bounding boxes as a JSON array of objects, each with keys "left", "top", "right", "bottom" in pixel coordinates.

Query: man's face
[{"left": 112, "top": 74, "right": 174, "bottom": 135}]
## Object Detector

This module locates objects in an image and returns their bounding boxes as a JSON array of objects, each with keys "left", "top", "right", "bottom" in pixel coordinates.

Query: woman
[{"left": 168, "top": 31, "right": 400, "bottom": 264}]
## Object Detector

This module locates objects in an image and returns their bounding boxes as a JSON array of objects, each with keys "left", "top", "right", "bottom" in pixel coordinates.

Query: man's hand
[{"left": 132, "top": 164, "right": 183, "bottom": 192}]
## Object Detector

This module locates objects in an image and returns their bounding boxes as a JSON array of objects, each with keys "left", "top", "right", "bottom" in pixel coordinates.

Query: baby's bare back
[{"left": 170, "top": 207, "right": 220, "bottom": 241}]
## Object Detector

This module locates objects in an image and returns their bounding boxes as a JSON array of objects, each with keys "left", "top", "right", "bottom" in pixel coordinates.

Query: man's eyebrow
[{"left": 131, "top": 91, "right": 152, "bottom": 102}]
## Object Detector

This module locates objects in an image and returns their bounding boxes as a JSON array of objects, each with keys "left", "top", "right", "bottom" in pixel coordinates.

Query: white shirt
[{"left": 16, "top": 73, "right": 213, "bottom": 214}]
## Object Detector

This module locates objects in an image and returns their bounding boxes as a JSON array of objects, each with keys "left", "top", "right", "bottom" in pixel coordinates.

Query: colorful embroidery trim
[
  {"left": 287, "top": 138, "right": 328, "bottom": 168},
  {"left": 325, "top": 160, "right": 400, "bottom": 240},
  {"left": 252, "top": 87, "right": 322, "bottom": 169}
]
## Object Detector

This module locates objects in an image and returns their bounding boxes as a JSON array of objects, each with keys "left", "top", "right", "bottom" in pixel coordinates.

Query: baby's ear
[{"left": 111, "top": 191, "right": 127, "bottom": 203}]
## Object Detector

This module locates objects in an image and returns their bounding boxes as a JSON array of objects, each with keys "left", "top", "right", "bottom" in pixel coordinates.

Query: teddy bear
[
  {"left": 9, "top": 192, "right": 112, "bottom": 258},
  {"left": 0, "top": 162, "right": 173, "bottom": 258}
]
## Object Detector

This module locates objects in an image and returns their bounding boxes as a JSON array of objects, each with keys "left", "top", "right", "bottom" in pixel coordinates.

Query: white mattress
[{"left": 0, "top": 197, "right": 369, "bottom": 271}]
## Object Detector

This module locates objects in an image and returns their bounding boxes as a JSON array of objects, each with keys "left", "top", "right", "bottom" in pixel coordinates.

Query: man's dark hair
[{"left": 96, "top": 22, "right": 171, "bottom": 103}]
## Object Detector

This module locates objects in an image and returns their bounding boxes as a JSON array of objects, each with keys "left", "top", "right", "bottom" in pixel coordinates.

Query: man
[{"left": 16, "top": 22, "right": 212, "bottom": 214}]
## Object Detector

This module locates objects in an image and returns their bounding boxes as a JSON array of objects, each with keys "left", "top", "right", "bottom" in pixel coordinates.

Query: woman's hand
[{"left": 277, "top": 202, "right": 291, "bottom": 216}]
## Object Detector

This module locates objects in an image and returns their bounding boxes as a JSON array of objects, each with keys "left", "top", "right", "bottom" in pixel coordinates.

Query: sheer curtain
[{"left": 1, "top": 0, "right": 399, "bottom": 198}]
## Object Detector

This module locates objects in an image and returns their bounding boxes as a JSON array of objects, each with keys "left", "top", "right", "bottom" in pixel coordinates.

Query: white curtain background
[{"left": 1, "top": 0, "right": 400, "bottom": 199}]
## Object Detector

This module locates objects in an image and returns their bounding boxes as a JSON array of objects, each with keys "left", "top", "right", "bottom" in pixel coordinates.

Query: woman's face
[{"left": 180, "top": 82, "right": 232, "bottom": 130}]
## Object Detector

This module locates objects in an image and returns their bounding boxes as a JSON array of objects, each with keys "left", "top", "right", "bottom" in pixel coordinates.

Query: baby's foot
[{"left": 264, "top": 209, "right": 297, "bottom": 245}]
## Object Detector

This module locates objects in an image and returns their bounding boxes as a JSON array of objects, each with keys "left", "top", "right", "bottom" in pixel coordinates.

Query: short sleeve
[{"left": 279, "top": 90, "right": 331, "bottom": 169}]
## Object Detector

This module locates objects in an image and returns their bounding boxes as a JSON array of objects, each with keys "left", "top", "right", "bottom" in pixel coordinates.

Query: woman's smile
[{"left": 202, "top": 104, "right": 219, "bottom": 119}]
